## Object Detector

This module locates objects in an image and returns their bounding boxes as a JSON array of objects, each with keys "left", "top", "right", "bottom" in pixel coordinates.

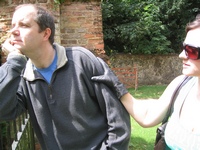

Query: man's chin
[{"left": 13, "top": 44, "right": 22, "bottom": 49}]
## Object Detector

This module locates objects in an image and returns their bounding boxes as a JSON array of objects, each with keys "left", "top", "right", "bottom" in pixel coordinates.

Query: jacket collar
[{"left": 23, "top": 43, "right": 68, "bottom": 81}]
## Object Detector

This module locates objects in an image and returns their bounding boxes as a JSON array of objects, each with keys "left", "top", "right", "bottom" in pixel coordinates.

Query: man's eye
[
  {"left": 20, "top": 23, "right": 29, "bottom": 27},
  {"left": 21, "top": 24, "right": 28, "bottom": 27}
]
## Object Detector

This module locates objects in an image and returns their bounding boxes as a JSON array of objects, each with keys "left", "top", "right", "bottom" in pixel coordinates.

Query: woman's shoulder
[
  {"left": 169, "top": 75, "right": 188, "bottom": 87},
  {"left": 159, "top": 75, "right": 188, "bottom": 101}
]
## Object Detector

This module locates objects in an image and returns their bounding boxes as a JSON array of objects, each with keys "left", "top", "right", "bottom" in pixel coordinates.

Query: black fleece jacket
[{"left": 0, "top": 43, "right": 130, "bottom": 150}]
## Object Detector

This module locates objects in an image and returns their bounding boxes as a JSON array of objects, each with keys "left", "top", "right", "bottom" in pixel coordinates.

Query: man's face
[
  {"left": 10, "top": 6, "right": 45, "bottom": 55},
  {"left": 179, "top": 28, "right": 200, "bottom": 77}
]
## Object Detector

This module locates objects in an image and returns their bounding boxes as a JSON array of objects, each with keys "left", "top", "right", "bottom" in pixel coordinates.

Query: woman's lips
[{"left": 183, "top": 62, "right": 190, "bottom": 68}]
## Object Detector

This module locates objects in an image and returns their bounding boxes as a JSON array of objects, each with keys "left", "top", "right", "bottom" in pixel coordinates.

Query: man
[{"left": 0, "top": 4, "right": 130, "bottom": 150}]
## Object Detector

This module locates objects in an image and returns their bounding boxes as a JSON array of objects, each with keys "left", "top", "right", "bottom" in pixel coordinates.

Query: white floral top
[{"left": 165, "top": 77, "right": 200, "bottom": 150}]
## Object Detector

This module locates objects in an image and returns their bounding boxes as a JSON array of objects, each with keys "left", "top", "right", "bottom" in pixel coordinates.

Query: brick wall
[
  {"left": 0, "top": 0, "right": 14, "bottom": 65},
  {"left": 60, "top": 1, "right": 105, "bottom": 57}
]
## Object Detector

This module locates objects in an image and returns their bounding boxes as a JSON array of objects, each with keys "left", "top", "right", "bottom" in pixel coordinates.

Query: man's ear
[{"left": 43, "top": 28, "right": 51, "bottom": 41}]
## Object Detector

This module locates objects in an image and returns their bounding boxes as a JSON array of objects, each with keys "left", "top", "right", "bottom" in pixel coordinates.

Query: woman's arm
[
  {"left": 120, "top": 75, "right": 185, "bottom": 127},
  {"left": 91, "top": 58, "right": 185, "bottom": 127}
]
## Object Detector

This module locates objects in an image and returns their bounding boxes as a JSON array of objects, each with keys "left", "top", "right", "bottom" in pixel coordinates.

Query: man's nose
[{"left": 9, "top": 27, "right": 20, "bottom": 35}]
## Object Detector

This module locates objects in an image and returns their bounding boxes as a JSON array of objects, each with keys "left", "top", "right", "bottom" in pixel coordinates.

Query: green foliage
[
  {"left": 0, "top": 122, "right": 8, "bottom": 149},
  {"left": 159, "top": 0, "right": 200, "bottom": 53},
  {"left": 102, "top": 0, "right": 172, "bottom": 55},
  {"left": 129, "top": 2, "right": 172, "bottom": 54},
  {"left": 102, "top": 0, "right": 200, "bottom": 55},
  {"left": 0, "top": 122, "right": 7, "bottom": 137},
  {"left": 54, "top": 0, "right": 64, "bottom": 4}
]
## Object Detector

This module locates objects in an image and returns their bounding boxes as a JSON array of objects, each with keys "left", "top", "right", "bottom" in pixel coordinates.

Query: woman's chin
[{"left": 182, "top": 70, "right": 193, "bottom": 76}]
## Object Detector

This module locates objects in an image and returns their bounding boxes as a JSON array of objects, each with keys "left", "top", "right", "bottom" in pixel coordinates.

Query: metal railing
[{"left": 0, "top": 111, "right": 35, "bottom": 150}]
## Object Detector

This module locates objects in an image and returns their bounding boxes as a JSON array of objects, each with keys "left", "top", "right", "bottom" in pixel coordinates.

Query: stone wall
[{"left": 109, "top": 53, "right": 183, "bottom": 86}]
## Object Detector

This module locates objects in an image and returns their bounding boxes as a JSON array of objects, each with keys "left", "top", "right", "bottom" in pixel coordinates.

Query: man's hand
[
  {"left": 92, "top": 57, "right": 128, "bottom": 99},
  {"left": 1, "top": 39, "right": 22, "bottom": 56}
]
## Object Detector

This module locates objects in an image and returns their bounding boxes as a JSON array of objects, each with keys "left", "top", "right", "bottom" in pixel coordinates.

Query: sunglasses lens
[{"left": 184, "top": 45, "right": 199, "bottom": 59}]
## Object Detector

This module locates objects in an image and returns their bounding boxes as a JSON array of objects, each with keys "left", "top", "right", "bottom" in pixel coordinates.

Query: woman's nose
[{"left": 179, "top": 50, "right": 188, "bottom": 59}]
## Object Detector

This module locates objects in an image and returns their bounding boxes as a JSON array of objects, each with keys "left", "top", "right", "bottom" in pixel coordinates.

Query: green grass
[
  {"left": 129, "top": 119, "right": 159, "bottom": 150},
  {"left": 127, "top": 85, "right": 167, "bottom": 150},
  {"left": 130, "top": 85, "right": 167, "bottom": 99}
]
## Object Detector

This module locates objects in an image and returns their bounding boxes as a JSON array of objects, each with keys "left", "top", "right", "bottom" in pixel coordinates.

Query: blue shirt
[{"left": 35, "top": 51, "right": 57, "bottom": 83}]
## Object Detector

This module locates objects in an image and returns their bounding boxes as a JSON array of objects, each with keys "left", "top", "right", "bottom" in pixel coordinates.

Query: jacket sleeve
[
  {"left": 70, "top": 47, "right": 131, "bottom": 149},
  {"left": 0, "top": 54, "right": 27, "bottom": 121},
  {"left": 93, "top": 60, "right": 131, "bottom": 150},
  {"left": 94, "top": 83, "right": 131, "bottom": 150}
]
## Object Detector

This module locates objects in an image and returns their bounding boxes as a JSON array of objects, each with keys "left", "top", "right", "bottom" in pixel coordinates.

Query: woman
[{"left": 92, "top": 15, "right": 200, "bottom": 149}]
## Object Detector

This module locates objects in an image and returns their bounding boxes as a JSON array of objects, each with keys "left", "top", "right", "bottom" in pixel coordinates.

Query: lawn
[{"left": 128, "top": 85, "right": 167, "bottom": 150}]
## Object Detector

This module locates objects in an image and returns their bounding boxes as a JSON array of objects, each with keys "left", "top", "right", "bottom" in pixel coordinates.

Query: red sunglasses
[{"left": 182, "top": 44, "right": 200, "bottom": 60}]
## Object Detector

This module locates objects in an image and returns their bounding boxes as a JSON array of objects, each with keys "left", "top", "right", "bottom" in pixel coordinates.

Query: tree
[
  {"left": 102, "top": 0, "right": 200, "bottom": 55},
  {"left": 158, "top": 0, "right": 200, "bottom": 52}
]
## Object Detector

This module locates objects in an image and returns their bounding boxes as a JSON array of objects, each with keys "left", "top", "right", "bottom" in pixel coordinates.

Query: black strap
[{"left": 162, "top": 75, "right": 191, "bottom": 124}]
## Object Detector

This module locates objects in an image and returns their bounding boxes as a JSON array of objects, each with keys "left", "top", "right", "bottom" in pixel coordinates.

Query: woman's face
[{"left": 179, "top": 28, "right": 200, "bottom": 77}]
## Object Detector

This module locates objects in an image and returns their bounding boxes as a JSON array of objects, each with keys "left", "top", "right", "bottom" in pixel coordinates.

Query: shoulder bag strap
[{"left": 162, "top": 75, "right": 192, "bottom": 124}]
